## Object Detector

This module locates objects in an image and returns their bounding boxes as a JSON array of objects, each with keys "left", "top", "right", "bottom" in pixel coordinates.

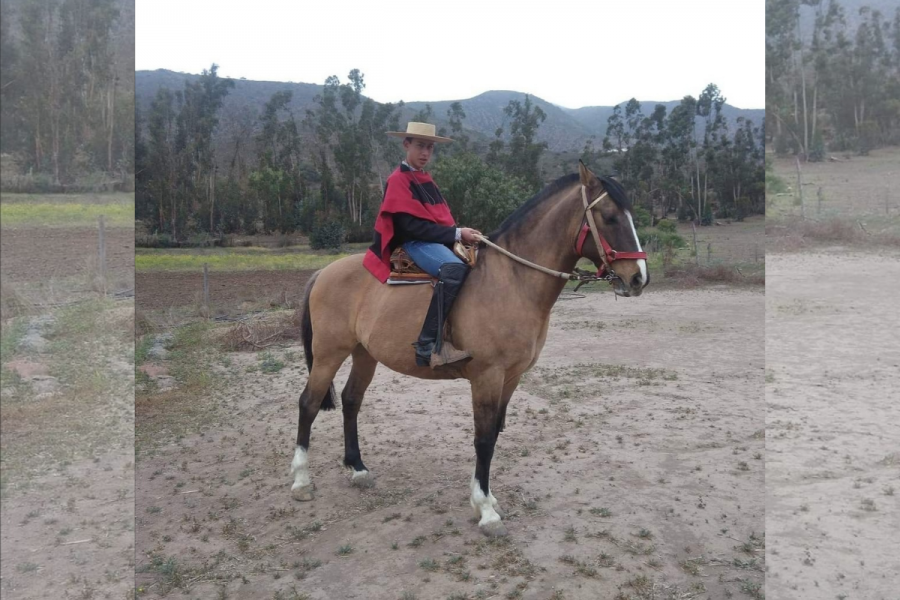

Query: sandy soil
[
  {"left": 0, "top": 301, "right": 136, "bottom": 600},
  {"left": 0, "top": 448, "right": 135, "bottom": 599},
  {"left": 135, "top": 285, "right": 764, "bottom": 599},
  {"left": 765, "top": 250, "right": 900, "bottom": 600}
]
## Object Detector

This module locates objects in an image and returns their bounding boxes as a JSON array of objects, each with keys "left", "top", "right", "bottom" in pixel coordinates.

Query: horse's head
[{"left": 576, "top": 162, "right": 649, "bottom": 297}]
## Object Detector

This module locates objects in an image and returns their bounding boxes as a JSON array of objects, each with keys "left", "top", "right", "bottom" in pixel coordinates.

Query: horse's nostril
[{"left": 631, "top": 273, "right": 643, "bottom": 288}]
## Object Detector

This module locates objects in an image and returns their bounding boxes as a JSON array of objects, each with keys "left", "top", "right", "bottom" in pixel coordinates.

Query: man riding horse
[
  {"left": 292, "top": 126, "right": 649, "bottom": 536},
  {"left": 363, "top": 122, "right": 483, "bottom": 370}
]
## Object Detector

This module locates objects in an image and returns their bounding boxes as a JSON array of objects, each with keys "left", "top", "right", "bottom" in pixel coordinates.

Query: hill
[{"left": 136, "top": 69, "right": 764, "bottom": 155}]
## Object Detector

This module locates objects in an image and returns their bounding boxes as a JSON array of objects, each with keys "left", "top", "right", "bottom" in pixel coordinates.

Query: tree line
[
  {"left": 588, "top": 85, "right": 765, "bottom": 224},
  {"left": 0, "top": 0, "right": 134, "bottom": 189},
  {"left": 136, "top": 66, "right": 763, "bottom": 244},
  {"left": 766, "top": 0, "right": 900, "bottom": 159}
]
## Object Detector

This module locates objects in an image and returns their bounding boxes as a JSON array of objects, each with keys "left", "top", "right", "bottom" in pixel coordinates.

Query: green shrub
[{"left": 310, "top": 221, "right": 344, "bottom": 251}]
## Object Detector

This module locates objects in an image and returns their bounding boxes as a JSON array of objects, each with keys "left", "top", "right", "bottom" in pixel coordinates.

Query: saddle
[{"left": 387, "top": 242, "right": 478, "bottom": 285}]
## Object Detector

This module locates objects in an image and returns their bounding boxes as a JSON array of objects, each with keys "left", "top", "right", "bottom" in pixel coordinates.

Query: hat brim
[{"left": 386, "top": 131, "right": 453, "bottom": 144}]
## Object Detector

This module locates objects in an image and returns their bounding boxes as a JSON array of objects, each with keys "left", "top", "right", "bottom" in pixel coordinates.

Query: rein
[
  {"left": 474, "top": 234, "right": 607, "bottom": 282},
  {"left": 474, "top": 184, "right": 647, "bottom": 285}
]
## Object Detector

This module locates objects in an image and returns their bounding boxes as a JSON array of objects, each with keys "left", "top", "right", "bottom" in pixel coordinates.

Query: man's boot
[{"left": 413, "top": 263, "right": 472, "bottom": 369}]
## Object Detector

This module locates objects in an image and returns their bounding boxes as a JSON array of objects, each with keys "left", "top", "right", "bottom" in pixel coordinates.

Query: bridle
[
  {"left": 574, "top": 185, "right": 648, "bottom": 282},
  {"left": 474, "top": 183, "right": 648, "bottom": 286}
]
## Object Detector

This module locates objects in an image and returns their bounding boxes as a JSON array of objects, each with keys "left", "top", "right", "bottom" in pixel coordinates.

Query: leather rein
[{"left": 474, "top": 184, "right": 648, "bottom": 285}]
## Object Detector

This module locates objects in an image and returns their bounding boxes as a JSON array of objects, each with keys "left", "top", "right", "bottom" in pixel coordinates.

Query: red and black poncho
[{"left": 363, "top": 164, "right": 457, "bottom": 283}]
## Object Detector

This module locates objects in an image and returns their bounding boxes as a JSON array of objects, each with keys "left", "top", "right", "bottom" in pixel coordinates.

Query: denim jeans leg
[{"left": 401, "top": 241, "right": 463, "bottom": 278}]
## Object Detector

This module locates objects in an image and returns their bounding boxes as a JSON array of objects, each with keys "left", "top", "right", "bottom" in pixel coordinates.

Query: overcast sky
[{"left": 136, "top": 0, "right": 763, "bottom": 109}]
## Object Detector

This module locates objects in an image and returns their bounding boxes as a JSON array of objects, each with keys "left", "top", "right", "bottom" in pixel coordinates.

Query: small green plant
[
  {"left": 418, "top": 558, "right": 439, "bottom": 571},
  {"left": 259, "top": 352, "right": 285, "bottom": 374},
  {"left": 336, "top": 544, "right": 353, "bottom": 556},
  {"left": 17, "top": 562, "right": 39, "bottom": 573}
]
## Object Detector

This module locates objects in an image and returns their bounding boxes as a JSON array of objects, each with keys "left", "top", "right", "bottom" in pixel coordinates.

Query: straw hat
[{"left": 386, "top": 121, "right": 453, "bottom": 143}]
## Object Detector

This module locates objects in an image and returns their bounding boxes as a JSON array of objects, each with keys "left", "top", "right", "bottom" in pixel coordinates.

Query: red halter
[{"left": 574, "top": 186, "right": 647, "bottom": 279}]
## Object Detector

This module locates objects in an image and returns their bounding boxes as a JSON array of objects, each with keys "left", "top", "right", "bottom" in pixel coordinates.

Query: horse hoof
[
  {"left": 349, "top": 470, "right": 375, "bottom": 489},
  {"left": 291, "top": 483, "right": 316, "bottom": 502},
  {"left": 480, "top": 520, "right": 508, "bottom": 538}
]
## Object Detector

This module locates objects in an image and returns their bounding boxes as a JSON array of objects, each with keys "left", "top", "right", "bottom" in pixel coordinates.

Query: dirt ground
[
  {"left": 135, "top": 270, "right": 314, "bottom": 313},
  {"left": 134, "top": 285, "right": 765, "bottom": 599},
  {"left": 0, "top": 299, "right": 136, "bottom": 600},
  {"left": 1, "top": 227, "right": 134, "bottom": 289},
  {"left": 765, "top": 250, "right": 900, "bottom": 600},
  {"left": 1, "top": 209, "right": 135, "bottom": 598}
]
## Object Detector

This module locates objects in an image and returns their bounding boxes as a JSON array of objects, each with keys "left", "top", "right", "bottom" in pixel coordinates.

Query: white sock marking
[
  {"left": 470, "top": 472, "right": 501, "bottom": 526},
  {"left": 290, "top": 446, "right": 311, "bottom": 490}
]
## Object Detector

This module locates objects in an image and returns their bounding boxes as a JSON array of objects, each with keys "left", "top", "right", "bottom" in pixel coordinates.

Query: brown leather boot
[{"left": 430, "top": 340, "right": 472, "bottom": 369}]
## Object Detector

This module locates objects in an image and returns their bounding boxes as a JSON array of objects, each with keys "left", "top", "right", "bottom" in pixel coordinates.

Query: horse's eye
[{"left": 605, "top": 216, "right": 618, "bottom": 225}]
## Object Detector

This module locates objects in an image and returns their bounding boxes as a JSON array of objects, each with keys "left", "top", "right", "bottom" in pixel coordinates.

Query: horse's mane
[{"left": 487, "top": 172, "right": 633, "bottom": 239}]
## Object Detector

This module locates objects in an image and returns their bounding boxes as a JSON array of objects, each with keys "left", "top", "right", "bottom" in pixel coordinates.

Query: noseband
[{"left": 575, "top": 185, "right": 648, "bottom": 281}]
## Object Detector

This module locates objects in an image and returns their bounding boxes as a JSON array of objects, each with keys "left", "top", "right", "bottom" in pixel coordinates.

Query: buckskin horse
[{"left": 290, "top": 162, "right": 648, "bottom": 537}]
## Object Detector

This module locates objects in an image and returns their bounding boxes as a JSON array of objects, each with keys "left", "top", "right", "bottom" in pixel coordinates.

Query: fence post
[
  {"left": 202, "top": 263, "right": 210, "bottom": 319},
  {"left": 707, "top": 243, "right": 712, "bottom": 266},
  {"left": 817, "top": 187, "right": 823, "bottom": 217},
  {"left": 691, "top": 222, "right": 699, "bottom": 266},
  {"left": 98, "top": 214, "right": 107, "bottom": 295},
  {"left": 796, "top": 157, "right": 805, "bottom": 219}
]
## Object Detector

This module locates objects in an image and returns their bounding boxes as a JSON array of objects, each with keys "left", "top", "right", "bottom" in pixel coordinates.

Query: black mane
[{"left": 487, "top": 173, "right": 633, "bottom": 239}]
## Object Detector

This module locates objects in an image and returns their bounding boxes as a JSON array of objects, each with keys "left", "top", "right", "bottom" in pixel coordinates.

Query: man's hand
[{"left": 460, "top": 227, "right": 483, "bottom": 244}]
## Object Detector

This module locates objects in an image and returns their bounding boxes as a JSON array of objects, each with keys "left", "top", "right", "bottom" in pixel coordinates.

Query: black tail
[{"left": 300, "top": 270, "right": 337, "bottom": 411}]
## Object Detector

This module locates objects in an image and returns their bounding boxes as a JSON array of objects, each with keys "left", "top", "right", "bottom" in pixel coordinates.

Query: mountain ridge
[{"left": 136, "top": 69, "right": 764, "bottom": 154}]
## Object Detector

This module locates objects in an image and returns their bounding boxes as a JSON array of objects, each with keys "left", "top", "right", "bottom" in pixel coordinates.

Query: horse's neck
[{"left": 483, "top": 187, "right": 582, "bottom": 314}]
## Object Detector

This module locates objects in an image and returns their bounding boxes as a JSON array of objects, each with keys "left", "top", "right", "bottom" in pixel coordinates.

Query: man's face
[{"left": 404, "top": 138, "right": 435, "bottom": 169}]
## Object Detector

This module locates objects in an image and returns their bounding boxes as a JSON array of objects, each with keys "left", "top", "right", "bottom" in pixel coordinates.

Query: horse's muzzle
[{"left": 613, "top": 271, "right": 646, "bottom": 297}]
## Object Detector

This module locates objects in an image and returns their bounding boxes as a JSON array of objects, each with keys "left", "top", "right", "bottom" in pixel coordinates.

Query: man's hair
[{"left": 404, "top": 137, "right": 413, "bottom": 143}]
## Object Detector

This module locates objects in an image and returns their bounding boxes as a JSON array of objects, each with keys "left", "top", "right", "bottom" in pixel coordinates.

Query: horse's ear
[{"left": 578, "top": 160, "right": 595, "bottom": 187}]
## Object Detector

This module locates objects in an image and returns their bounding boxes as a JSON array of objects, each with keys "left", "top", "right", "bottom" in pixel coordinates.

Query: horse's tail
[{"left": 300, "top": 270, "right": 337, "bottom": 411}]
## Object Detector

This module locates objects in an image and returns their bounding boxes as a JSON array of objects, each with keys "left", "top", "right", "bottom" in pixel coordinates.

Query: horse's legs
[
  {"left": 469, "top": 369, "right": 507, "bottom": 537},
  {"left": 497, "top": 375, "right": 521, "bottom": 434},
  {"left": 291, "top": 354, "right": 347, "bottom": 501},
  {"left": 342, "top": 346, "right": 378, "bottom": 486},
  {"left": 485, "top": 375, "right": 521, "bottom": 519}
]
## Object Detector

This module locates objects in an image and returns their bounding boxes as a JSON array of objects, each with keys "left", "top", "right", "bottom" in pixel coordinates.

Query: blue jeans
[{"left": 401, "top": 241, "right": 464, "bottom": 278}]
